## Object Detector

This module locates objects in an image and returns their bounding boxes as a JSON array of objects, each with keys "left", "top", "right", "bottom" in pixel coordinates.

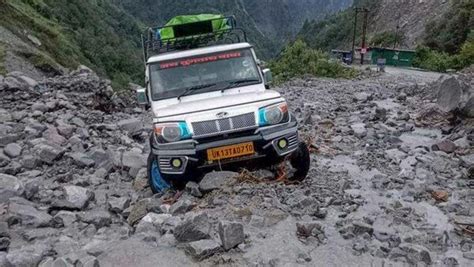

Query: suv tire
[{"left": 289, "top": 142, "right": 311, "bottom": 181}]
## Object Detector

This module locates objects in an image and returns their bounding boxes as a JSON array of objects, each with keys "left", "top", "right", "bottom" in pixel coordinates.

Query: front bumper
[{"left": 150, "top": 117, "right": 299, "bottom": 174}]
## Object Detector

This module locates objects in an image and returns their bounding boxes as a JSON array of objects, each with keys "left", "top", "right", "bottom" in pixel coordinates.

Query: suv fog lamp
[
  {"left": 171, "top": 158, "right": 183, "bottom": 168},
  {"left": 278, "top": 138, "right": 288, "bottom": 149}
]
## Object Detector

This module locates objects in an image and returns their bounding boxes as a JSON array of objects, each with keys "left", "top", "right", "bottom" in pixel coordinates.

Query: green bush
[
  {"left": 269, "top": 40, "right": 357, "bottom": 83},
  {"left": 413, "top": 40, "right": 474, "bottom": 72}
]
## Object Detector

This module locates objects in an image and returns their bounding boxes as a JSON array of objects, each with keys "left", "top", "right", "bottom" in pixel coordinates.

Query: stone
[
  {"left": 136, "top": 213, "right": 171, "bottom": 233},
  {"left": 7, "top": 201, "right": 52, "bottom": 227},
  {"left": 53, "top": 211, "right": 78, "bottom": 227},
  {"left": 31, "top": 102, "right": 49, "bottom": 113},
  {"left": 21, "top": 155, "right": 37, "bottom": 169},
  {"left": 0, "top": 237, "right": 10, "bottom": 251},
  {"left": 185, "top": 239, "right": 222, "bottom": 261},
  {"left": 79, "top": 210, "right": 112, "bottom": 228},
  {"left": 3, "top": 143, "right": 22, "bottom": 158},
  {"left": 70, "top": 152, "right": 95, "bottom": 168},
  {"left": 62, "top": 185, "right": 94, "bottom": 210},
  {"left": 0, "top": 134, "right": 21, "bottom": 147},
  {"left": 0, "top": 173, "right": 24, "bottom": 202},
  {"left": 122, "top": 151, "right": 147, "bottom": 169},
  {"left": 0, "top": 152, "right": 10, "bottom": 168},
  {"left": 117, "top": 118, "right": 143, "bottom": 135},
  {"left": 6, "top": 244, "right": 48, "bottom": 267},
  {"left": 352, "top": 221, "right": 374, "bottom": 235},
  {"left": 127, "top": 199, "right": 151, "bottom": 225},
  {"left": 185, "top": 182, "right": 202, "bottom": 198},
  {"left": 79, "top": 256, "right": 99, "bottom": 267},
  {"left": 170, "top": 199, "right": 195, "bottom": 215},
  {"left": 296, "top": 221, "right": 324, "bottom": 239},
  {"left": 174, "top": 212, "right": 211, "bottom": 242},
  {"left": 375, "top": 107, "right": 387, "bottom": 121},
  {"left": 432, "top": 139, "right": 457, "bottom": 153},
  {"left": 107, "top": 196, "right": 131, "bottom": 213},
  {"left": 199, "top": 171, "right": 238, "bottom": 193},
  {"left": 398, "top": 243, "right": 432, "bottom": 265},
  {"left": 351, "top": 123, "right": 367, "bottom": 138},
  {"left": 27, "top": 34, "right": 42, "bottom": 46},
  {"left": 463, "top": 251, "right": 474, "bottom": 260},
  {"left": 218, "top": 221, "right": 245, "bottom": 251},
  {"left": 436, "top": 76, "right": 473, "bottom": 117},
  {"left": 34, "top": 143, "right": 65, "bottom": 164}
]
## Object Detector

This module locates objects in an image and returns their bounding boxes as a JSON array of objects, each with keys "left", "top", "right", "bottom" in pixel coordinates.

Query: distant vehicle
[{"left": 136, "top": 14, "right": 310, "bottom": 193}]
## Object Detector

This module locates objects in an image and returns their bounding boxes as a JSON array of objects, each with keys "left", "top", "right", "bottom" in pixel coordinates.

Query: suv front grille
[{"left": 192, "top": 112, "right": 257, "bottom": 138}]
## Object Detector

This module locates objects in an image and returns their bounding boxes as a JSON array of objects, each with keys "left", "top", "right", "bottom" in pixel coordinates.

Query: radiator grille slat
[{"left": 192, "top": 112, "right": 256, "bottom": 137}]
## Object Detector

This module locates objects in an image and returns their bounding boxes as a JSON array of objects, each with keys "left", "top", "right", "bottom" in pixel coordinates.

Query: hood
[{"left": 151, "top": 87, "right": 282, "bottom": 119}]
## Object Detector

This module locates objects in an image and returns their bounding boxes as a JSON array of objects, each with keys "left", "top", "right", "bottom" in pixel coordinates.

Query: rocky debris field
[{"left": 0, "top": 66, "right": 473, "bottom": 267}]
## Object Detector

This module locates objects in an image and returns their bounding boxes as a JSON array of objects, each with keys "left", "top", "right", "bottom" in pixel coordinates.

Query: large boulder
[
  {"left": 436, "top": 76, "right": 474, "bottom": 117},
  {"left": 218, "top": 221, "right": 245, "bottom": 251},
  {"left": 198, "top": 171, "right": 238, "bottom": 193},
  {"left": 0, "top": 174, "right": 24, "bottom": 202},
  {"left": 174, "top": 212, "right": 211, "bottom": 242}
]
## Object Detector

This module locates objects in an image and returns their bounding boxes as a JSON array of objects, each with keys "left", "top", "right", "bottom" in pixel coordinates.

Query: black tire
[{"left": 289, "top": 142, "right": 311, "bottom": 181}]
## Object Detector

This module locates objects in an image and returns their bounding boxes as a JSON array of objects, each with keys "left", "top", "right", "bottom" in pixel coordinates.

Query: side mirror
[
  {"left": 262, "top": 69, "right": 273, "bottom": 88},
  {"left": 136, "top": 88, "right": 149, "bottom": 105}
]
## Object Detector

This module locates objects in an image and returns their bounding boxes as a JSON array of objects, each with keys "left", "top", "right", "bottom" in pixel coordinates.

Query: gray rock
[
  {"left": 70, "top": 117, "right": 86, "bottom": 128},
  {"left": 78, "top": 255, "right": 99, "bottom": 267},
  {"left": 127, "top": 199, "right": 151, "bottom": 225},
  {"left": 21, "top": 156, "right": 37, "bottom": 169},
  {"left": 185, "top": 182, "right": 202, "bottom": 198},
  {"left": 218, "top": 221, "right": 245, "bottom": 251},
  {"left": 398, "top": 243, "right": 432, "bottom": 265},
  {"left": 34, "top": 143, "right": 65, "bottom": 164},
  {"left": 0, "top": 237, "right": 10, "bottom": 251},
  {"left": 170, "top": 199, "right": 195, "bottom": 215},
  {"left": 117, "top": 118, "right": 143, "bottom": 135},
  {"left": 463, "top": 251, "right": 474, "bottom": 260},
  {"left": 351, "top": 123, "right": 367, "bottom": 138},
  {"left": 436, "top": 76, "right": 473, "bottom": 117},
  {"left": 0, "top": 152, "right": 10, "bottom": 168},
  {"left": 53, "top": 211, "right": 77, "bottom": 227},
  {"left": 136, "top": 213, "right": 171, "bottom": 233},
  {"left": 6, "top": 244, "right": 48, "bottom": 267},
  {"left": 7, "top": 200, "right": 52, "bottom": 227},
  {"left": 185, "top": 239, "right": 222, "bottom": 261},
  {"left": 0, "top": 134, "right": 21, "bottom": 147},
  {"left": 4, "top": 143, "right": 22, "bottom": 158},
  {"left": 107, "top": 196, "right": 131, "bottom": 213},
  {"left": 79, "top": 210, "right": 112, "bottom": 228},
  {"left": 62, "top": 185, "right": 94, "bottom": 210},
  {"left": 174, "top": 212, "right": 211, "bottom": 242},
  {"left": 0, "top": 252, "right": 7, "bottom": 267},
  {"left": 374, "top": 107, "right": 387, "bottom": 121},
  {"left": 0, "top": 173, "right": 24, "bottom": 202},
  {"left": 27, "top": 35, "right": 42, "bottom": 47},
  {"left": 296, "top": 221, "right": 324, "bottom": 239},
  {"left": 199, "top": 171, "right": 237, "bottom": 193},
  {"left": 0, "top": 109, "right": 12, "bottom": 123},
  {"left": 122, "top": 151, "right": 147, "bottom": 169},
  {"left": 31, "top": 102, "right": 49, "bottom": 113},
  {"left": 70, "top": 152, "right": 95, "bottom": 168},
  {"left": 432, "top": 139, "right": 457, "bottom": 153}
]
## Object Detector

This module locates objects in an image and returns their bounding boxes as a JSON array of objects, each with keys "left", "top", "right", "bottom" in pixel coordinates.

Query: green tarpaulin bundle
[{"left": 159, "top": 14, "right": 230, "bottom": 40}]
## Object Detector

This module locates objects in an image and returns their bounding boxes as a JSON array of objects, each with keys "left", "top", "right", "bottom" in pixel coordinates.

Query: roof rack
[{"left": 142, "top": 16, "right": 248, "bottom": 64}]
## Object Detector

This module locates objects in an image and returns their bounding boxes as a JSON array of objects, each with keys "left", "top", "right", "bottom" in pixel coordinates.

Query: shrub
[{"left": 269, "top": 40, "right": 357, "bottom": 83}]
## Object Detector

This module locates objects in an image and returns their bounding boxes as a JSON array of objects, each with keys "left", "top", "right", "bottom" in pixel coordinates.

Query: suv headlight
[
  {"left": 154, "top": 122, "right": 191, "bottom": 142},
  {"left": 259, "top": 102, "right": 289, "bottom": 126}
]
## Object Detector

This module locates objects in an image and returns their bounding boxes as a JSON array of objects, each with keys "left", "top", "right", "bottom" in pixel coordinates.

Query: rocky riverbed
[{"left": 0, "top": 67, "right": 473, "bottom": 267}]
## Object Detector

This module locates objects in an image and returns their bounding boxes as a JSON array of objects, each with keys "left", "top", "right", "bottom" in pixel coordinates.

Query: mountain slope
[
  {"left": 298, "top": 0, "right": 453, "bottom": 51},
  {"left": 0, "top": 0, "right": 144, "bottom": 87},
  {"left": 112, "top": 0, "right": 352, "bottom": 58}
]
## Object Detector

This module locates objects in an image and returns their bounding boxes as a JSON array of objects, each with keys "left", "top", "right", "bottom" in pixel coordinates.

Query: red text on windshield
[{"left": 159, "top": 51, "right": 242, "bottom": 69}]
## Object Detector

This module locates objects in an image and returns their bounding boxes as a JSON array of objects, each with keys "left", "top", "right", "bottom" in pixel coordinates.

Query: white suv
[{"left": 137, "top": 16, "right": 310, "bottom": 193}]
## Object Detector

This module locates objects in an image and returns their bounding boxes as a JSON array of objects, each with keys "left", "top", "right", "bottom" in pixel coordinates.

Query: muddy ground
[{"left": 0, "top": 67, "right": 473, "bottom": 267}]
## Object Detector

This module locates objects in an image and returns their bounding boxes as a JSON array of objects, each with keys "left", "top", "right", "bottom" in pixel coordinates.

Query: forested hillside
[
  {"left": 0, "top": 0, "right": 144, "bottom": 88},
  {"left": 112, "top": 0, "right": 352, "bottom": 59}
]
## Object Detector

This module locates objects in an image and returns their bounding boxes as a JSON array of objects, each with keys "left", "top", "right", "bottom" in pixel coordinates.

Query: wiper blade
[
  {"left": 178, "top": 83, "right": 216, "bottom": 99},
  {"left": 221, "top": 79, "right": 260, "bottom": 92}
]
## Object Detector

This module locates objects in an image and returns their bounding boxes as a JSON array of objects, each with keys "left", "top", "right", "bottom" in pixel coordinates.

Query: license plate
[{"left": 207, "top": 142, "right": 255, "bottom": 161}]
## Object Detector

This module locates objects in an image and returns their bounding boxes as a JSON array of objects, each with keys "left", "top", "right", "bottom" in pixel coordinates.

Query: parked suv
[{"left": 137, "top": 15, "right": 310, "bottom": 193}]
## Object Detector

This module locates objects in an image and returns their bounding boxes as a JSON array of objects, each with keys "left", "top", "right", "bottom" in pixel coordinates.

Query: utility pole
[
  {"left": 351, "top": 8, "right": 358, "bottom": 64},
  {"left": 360, "top": 8, "right": 368, "bottom": 65},
  {"left": 352, "top": 8, "right": 369, "bottom": 65}
]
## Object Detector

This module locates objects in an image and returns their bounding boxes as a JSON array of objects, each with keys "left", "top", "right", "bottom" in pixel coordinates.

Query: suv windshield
[{"left": 149, "top": 48, "right": 261, "bottom": 100}]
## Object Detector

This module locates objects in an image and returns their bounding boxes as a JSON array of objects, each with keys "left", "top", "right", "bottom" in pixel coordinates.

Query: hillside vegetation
[{"left": 0, "top": 0, "right": 144, "bottom": 88}]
